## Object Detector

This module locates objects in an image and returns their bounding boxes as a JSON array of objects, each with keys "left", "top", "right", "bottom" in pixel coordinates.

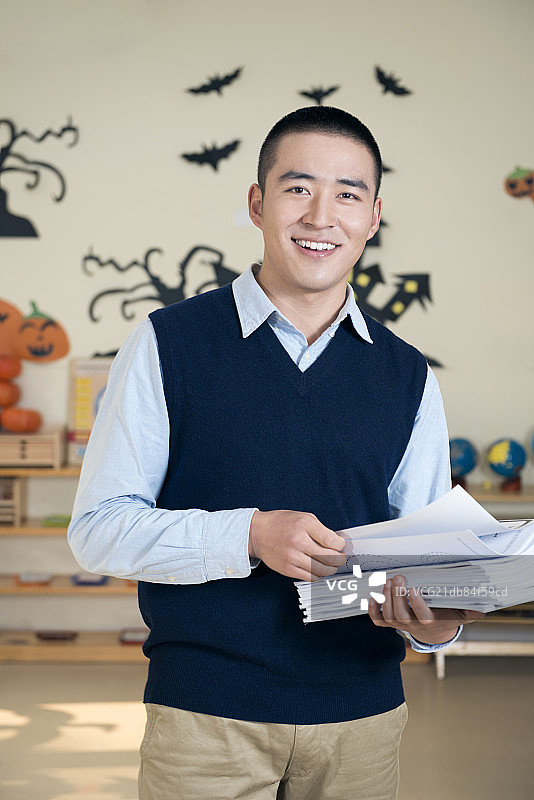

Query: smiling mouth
[
  {"left": 28, "top": 344, "right": 54, "bottom": 358},
  {"left": 292, "top": 238, "right": 339, "bottom": 252}
]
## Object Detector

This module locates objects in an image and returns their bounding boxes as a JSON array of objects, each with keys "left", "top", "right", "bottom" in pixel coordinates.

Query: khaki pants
[{"left": 138, "top": 702, "right": 408, "bottom": 800}]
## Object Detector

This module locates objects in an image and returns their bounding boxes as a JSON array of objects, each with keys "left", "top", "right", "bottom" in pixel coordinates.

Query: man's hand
[
  {"left": 249, "top": 510, "right": 346, "bottom": 581},
  {"left": 368, "top": 575, "right": 485, "bottom": 645}
]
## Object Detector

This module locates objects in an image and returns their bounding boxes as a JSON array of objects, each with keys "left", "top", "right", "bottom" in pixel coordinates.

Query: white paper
[
  {"left": 339, "top": 485, "right": 505, "bottom": 541},
  {"left": 294, "top": 486, "right": 534, "bottom": 622}
]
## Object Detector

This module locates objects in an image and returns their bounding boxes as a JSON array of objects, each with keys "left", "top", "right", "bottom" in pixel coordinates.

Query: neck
[{"left": 254, "top": 271, "right": 347, "bottom": 345}]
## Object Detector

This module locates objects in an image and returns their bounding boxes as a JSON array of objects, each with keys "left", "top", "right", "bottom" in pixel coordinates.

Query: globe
[
  {"left": 486, "top": 438, "right": 526, "bottom": 478},
  {"left": 449, "top": 438, "right": 477, "bottom": 478}
]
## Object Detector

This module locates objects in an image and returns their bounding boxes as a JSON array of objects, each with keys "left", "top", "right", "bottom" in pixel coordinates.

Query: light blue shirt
[{"left": 69, "top": 264, "right": 460, "bottom": 651}]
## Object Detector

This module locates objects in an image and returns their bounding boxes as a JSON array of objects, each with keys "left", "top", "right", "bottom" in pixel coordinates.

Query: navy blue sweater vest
[{"left": 140, "top": 283, "right": 427, "bottom": 724}]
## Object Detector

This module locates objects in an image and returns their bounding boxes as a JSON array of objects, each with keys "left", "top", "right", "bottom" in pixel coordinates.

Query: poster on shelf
[{"left": 67, "top": 358, "right": 113, "bottom": 465}]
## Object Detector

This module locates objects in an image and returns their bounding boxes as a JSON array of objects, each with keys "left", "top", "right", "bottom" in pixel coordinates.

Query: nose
[{"left": 301, "top": 192, "right": 336, "bottom": 228}]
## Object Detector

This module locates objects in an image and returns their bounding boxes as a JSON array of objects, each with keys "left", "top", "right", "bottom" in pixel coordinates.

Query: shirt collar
[{"left": 231, "top": 263, "right": 373, "bottom": 344}]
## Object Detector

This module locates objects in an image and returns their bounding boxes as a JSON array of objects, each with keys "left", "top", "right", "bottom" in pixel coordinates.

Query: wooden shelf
[
  {"left": 0, "top": 468, "right": 79, "bottom": 533},
  {"left": 0, "top": 576, "right": 136, "bottom": 595},
  {"left": 0, "top": 517, "right": 69, "bottom": 535},
  {"left": 484, "top": 603, "right": 534, "bottom": 624},
  {"left": 0, "top": 466, "right": 80, "bottom": 478},
  {"left": 0, "top": 630, "right": 147, "bottom": 663},
  {"left": 469, "top": 484, "right": 534, "bottom": 504},
  {"left": 0, "top": 468, "right": 143, "bottom": 664}
]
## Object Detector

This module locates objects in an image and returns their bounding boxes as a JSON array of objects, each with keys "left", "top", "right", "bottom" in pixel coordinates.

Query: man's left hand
[{"left": 368, "top": 575, "right": 485, "bottom": 645}]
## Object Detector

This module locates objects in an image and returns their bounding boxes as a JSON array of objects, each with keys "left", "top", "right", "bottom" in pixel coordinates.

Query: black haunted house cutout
[{"left": 0, "top": 117, "right": 78, "bottom": 237}]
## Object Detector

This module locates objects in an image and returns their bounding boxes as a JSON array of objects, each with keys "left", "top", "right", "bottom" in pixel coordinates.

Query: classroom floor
[{"left": 0, "top": 656, "right": 533, "bottom": 800}]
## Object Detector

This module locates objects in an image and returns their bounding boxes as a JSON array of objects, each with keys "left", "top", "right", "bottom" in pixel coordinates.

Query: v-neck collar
[{"left": 254, "top": 316, "right": 358, "bottom": 395}]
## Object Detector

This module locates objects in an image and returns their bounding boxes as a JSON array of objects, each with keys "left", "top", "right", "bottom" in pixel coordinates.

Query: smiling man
[
  {"left": 69, "top": 107, "right": 480, "bottom": 800},
  {"left": 247, "top": 128, "right": 381, "bottom": 347}
]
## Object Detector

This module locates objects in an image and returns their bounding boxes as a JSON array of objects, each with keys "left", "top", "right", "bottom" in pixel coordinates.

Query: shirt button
[
  {"left": 225, "top": 567, "right": 235, "bottom": 576},
  {"left": 168, "top": 576, "right": 177, "bottom": 582},
  {"left": 304, "top": 352, "right": 310, "bottom": 360}
]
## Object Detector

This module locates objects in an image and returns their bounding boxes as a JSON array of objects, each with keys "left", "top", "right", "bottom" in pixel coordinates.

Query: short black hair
[{"left": 257, "top": 106, "right": 382, "bottom": 199}]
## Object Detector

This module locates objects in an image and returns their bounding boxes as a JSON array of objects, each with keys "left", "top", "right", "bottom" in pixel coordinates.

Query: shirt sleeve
[
  {"left": 388, "top": 365, "right": 452, "bottom": 518},
  {"left": 67, "top": 319, "right": 257, "bottom": 584},
  {"left": 406, "top": 625, "right": 463, "bottom": 653},
  {"left": 388, "top": 365, "right": 463, "bottom": 652}
]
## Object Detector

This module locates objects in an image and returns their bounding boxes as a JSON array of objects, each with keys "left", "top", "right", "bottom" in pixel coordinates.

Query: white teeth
[{"left": 295, "top": 239, "right": 336, "bottom": 251}]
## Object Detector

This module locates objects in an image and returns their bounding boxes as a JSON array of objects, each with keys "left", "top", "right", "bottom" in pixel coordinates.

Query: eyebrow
[
  {"left": 278, "top": 170, "right": 370, "bottom": 193},
  {"left": 19, "top": 319, "right": 58, "bottom": 331}
]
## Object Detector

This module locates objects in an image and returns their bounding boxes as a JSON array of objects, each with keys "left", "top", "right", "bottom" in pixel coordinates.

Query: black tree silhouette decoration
[
  {"left": 83, "top": 245, "right": 239, "bottom": 322},
  {"left": 0, "top": 116, "right": 79, "bottom": 237}
]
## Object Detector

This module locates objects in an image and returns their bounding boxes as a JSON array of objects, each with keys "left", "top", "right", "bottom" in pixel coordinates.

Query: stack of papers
[{"left": 294, "top": 486, "right": 534, "bottom": 622}]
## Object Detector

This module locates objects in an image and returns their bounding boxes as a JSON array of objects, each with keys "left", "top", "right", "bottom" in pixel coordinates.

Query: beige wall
[{"left": 2, "top": 0, "right": 533, "bottom": 484}]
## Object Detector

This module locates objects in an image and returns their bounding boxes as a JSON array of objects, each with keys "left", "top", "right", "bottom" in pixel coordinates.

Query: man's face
[{"left": 248, "top": 132, "right": 381, "bottom": 298}]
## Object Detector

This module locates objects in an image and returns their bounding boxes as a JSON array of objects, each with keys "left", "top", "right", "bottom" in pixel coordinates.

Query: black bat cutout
[
  {"left": 181, "top": 140, "right": 240, "bottom": 171},
  {"left": 375, "top": 66, "right": 412, "bottom": 96},
  {"left": 298, "top": 85, "right": 339, "bottom": 105},
  {"left": 187, "top": 67, "right": 243, "bottom": 96}
]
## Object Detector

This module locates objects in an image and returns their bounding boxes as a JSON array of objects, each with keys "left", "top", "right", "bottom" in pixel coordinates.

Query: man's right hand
[{"left": 248, "top": 510, "right": 346, "bottom": 581}]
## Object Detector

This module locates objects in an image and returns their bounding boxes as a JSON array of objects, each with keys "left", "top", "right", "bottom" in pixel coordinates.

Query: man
[{"left": 69, "top": 106, "right": 481, "bottom": 800}]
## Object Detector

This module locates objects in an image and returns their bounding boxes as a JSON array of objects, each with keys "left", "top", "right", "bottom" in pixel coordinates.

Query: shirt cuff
[
  {"left": 203, "top": 507, "right": 258, "bottom": 580},
  {"left": 405, "top": 625, "right": 463, "bottom": 653}
]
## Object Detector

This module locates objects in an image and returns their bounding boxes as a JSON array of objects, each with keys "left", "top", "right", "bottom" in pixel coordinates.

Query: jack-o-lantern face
[
  {"left": 0, "top": 299, "right": 24, "bottom": 357},
  {"left": 14, "top": 302, "right": 70, "bottom": 362},
  {"left": 504, "top": 166, "right": 534, "bottom": 198}
]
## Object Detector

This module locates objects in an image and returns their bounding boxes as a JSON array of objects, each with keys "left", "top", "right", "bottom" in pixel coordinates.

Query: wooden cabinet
[
  {"left": 0, "top": 467, "right": 145, "bottom": 662},
  {"left": 0, "top": 466, "right": 80, "bottom": 534}
]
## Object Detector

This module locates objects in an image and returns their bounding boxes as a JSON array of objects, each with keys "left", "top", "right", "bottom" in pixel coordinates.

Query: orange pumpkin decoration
[
  {"left": 504, "top": 166, "right": 534, "bottom": 199},
  {"left": 0, "top": 299, "right": 24, "bottom": 357},
  {"left": 0, "top": 355, "right": 22, "bottom": 380},
  {"left": 1, "top": 407, "right": 42, "bottom": 433},
  {"left": 0, "top": 380, "right": 21, "bottom": 408},
  {"left": 14, "top": 302, "right": 70, "bottom": 363}
]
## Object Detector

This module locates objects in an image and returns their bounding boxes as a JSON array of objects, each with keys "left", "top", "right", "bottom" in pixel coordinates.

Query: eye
[
  {"left": 287, "top": 186, "right": 309, "bottom": 194},
  {"left": 338, "top": 192, "right": 358, "bottom": 201}
]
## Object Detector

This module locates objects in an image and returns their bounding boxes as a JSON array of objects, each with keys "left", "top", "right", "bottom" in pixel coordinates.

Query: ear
[
  {"left": 248, "top": 184, "right": 263, "bottom": 230},
  {"left": 366, "top": 197, "right": 382, "bottom": 242}
]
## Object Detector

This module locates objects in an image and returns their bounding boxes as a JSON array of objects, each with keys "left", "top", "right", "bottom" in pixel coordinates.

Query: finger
[
  {"left": 379, "top": 578, "right": 395, "bottom": 623},
  {"left": 390, "top": 576, "right": 416, "bottom": 625},
  {"left": 308, "top": 555, "right": 343, "bottom": 579},
  {"left": 310, "top": 550, "right": 347, "bottom": 568},
  {"left": 290, "top": 565, "right": 320, "bottom": 582},
  {"left": 368, "top": 596, "right": 387, "bottom": 627},
  {"left": 303, "top": 535, "right": 347, "bottom": 564},
  {"left": 287, "top": 553, "right": 342, "bottom": 581},
  {"left": 406, "top": 586, "right": 434, "bottom": 622},
  {"left": 307, "top": 517, "right": 346, "bottom": 551},
  {"left": 291, "top": 557, "right": 345, "bottom": 582}
]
